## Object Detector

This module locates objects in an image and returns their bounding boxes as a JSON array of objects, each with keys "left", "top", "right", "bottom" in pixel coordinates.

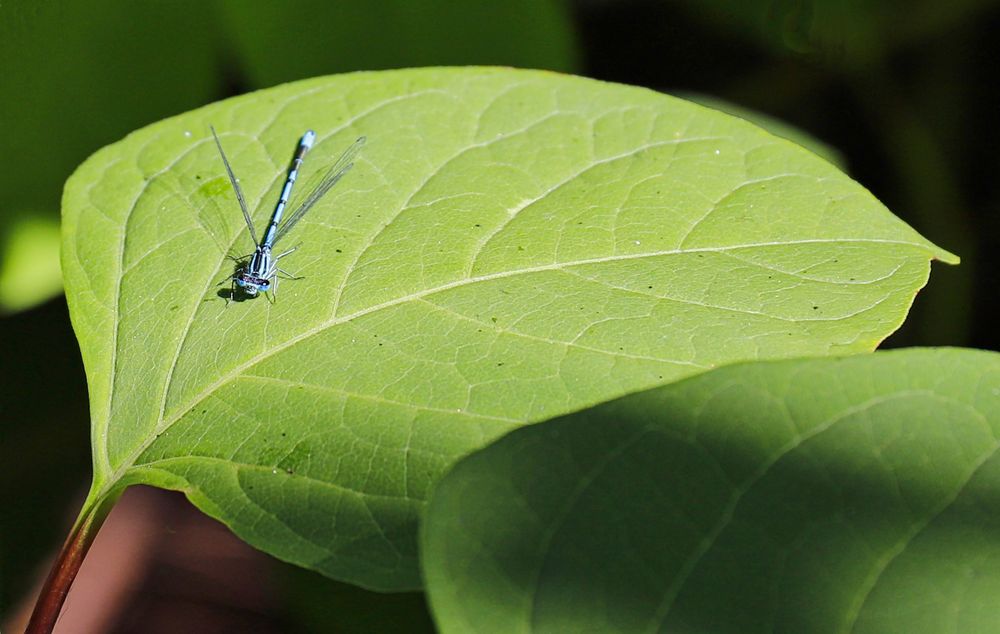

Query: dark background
[{"left": 2, "top": 1, "right": 996, "bottom": 631}]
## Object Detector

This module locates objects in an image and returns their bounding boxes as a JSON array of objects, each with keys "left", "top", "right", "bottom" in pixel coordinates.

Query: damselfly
[{"left": 211, "top": 127, "right": 365, "bottom": 300}]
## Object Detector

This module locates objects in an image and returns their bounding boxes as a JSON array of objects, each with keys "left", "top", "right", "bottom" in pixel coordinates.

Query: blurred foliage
[
  {"left": 0, "top": 214, "right": 61, "bottom": 313},
  {"left": 0, "top": 1, "right": 219, "bottom": 312},
  {"left": 216, "top": 0, "right": 579, "bottom": 86},
  {"left": 670, "top": 0, "right": 998, "bottom": 68}
]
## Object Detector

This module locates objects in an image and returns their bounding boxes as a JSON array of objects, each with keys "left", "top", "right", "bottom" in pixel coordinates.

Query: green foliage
[
  {"left": 0, "top": 214, "right": 62, "bottom": 312},
  {"left": 424, "top": 348, "right": 1000, "bottom": 633},
  {"left": 0, "top": 0, "right": 219, "bottom": 311},
  {"left": 62, "top": 68, "right": 953, "bottom": 591},
  {"left": 216, "top": 0, "right": 579, "bottom": 86},
  {"left": 672, "top": 0, "right": 996, "bottom": 67}
]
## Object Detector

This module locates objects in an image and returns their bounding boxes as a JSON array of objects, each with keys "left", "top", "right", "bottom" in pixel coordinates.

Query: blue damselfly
[{"left": 210, "top": 127, "right": 365, "bottom": 300}]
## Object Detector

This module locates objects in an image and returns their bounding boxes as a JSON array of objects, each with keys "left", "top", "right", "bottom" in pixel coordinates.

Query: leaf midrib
[{"left": 102, "top": 236, "right": 932, "bottom": 496}]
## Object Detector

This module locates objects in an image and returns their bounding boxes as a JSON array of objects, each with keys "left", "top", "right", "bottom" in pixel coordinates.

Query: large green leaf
[
  {"left": 423, "top": 348, "right": 1000, "bottom": 632},
  {"left": 62, "top": 68, "right": 954, "bottom": 590}
]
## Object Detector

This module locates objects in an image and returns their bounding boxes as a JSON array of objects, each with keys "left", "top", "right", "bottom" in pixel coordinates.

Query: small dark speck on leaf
[
  {"left": 497, "top": 362, "right": 504, "bottom": 366},
  {"left": 474, "top": 223, "right": 481, "bottom": 228},
  {"left": 850, "top": 278, "right": 855, "bottom": 281},
  {"left": 647, "top": 285, "right": 653, "bottom": 289},
  {"left": 285, "top": 468, "right": 294, "bottom": 474},
  {"left": 517, "top": 245, "right": 525, "bottom": 251},
  {"left": 281, "top": 432, "right": 287, "bottom": 437},
  {"left": 335, "top": 249, "right": 342, "bottom": 253},
  {"left": 169, "top": 305, "right": 179, "bottom": 311},
  {"left": 490, "top": 316, "right": 498, "bottom": 323},
  {"left": 195, "top": 175, "right": 202, "bottom": 180},
  {"left": 813, "top": 306, "right": 819, "bottom": 310}
]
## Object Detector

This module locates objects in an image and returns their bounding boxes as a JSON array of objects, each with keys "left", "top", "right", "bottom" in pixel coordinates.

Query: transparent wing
[
  {"left": 273, "top": 136, "right": 366, "bottom": 245},
  {"left": 210, "top": 126, "right": 258, "bottom": 246}
]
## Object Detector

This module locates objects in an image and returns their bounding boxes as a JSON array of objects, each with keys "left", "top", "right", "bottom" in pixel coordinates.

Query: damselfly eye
[{"left": 236, "top": 278, "right": 246, "bottom": 287}]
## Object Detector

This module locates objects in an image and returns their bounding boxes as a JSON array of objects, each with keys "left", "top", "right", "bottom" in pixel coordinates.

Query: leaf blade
[
  {"left": 62, "top": 68, "right": 955, "bottom": 589},
  {"left": 423, "top": 348, "right": 1000, "bottom": 632}
]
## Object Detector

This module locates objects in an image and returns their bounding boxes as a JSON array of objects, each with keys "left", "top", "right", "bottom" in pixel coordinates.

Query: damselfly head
[{"left": 236, "top": 273, "right": 269, "bottom": 297}]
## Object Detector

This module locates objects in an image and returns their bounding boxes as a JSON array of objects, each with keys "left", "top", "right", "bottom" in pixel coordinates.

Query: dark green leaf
[{"left": 424, "top": 348, "right": 1000, "bottom": 632}]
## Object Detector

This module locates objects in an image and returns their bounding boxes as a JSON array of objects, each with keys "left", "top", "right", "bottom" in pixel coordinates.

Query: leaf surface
[
  {"left": 424, "top": 348, "right": 1000, "bottom": 632},
  {"left": 62, "top": 68, "right": 954, "bottom": 589}
]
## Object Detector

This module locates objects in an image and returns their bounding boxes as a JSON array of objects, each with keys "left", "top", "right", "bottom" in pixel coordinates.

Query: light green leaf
[
  {"left": 0, "top": 214, "right": 62, "bottom": 312},
  {"left": 423, "top": 348, "right": 1000, "bottom": 633},
  {"left": 63, "top": 68, "right": 954, "bottom": 590}
]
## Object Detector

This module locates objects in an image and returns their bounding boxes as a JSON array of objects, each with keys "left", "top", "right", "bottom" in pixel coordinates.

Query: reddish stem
[{"left": 26, "top": 496, "right": 115, "bottom": 634}]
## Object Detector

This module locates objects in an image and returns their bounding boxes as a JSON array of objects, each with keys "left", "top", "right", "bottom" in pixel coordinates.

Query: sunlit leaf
[{"left": 63, "top": 68, "right": 954, "bottom": 590}]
